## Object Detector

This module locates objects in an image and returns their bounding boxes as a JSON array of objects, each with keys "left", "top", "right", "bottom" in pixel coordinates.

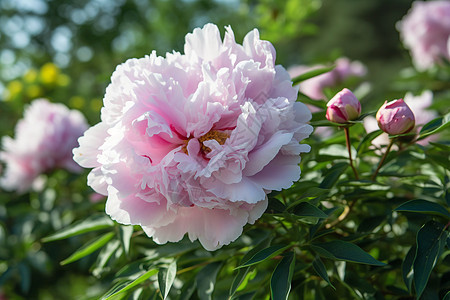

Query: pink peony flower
[
  {"left": 326, "top": 88, "right": 361, "bottom": 123},
  {"left": 73, "top": 24, "right": 313, "bottom": 251},
  {"left": 0, "top": 99, "right": 88, "bottom": 192},
  {"left": 397, "top": 1, "right": 450, "bottom": 71},
  {"left": 364, "top": 90, "right": 436, "bottom": 147},
  {"left": 288, "top": 57, "right": 367, "bottom": 100},
  {"left": 376, "top": 99, "right": 415, "bottom": 135}
]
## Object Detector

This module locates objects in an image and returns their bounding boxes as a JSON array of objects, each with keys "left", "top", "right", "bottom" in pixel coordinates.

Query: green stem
[
  {"left": 344, "top": 127, "right": 359, "bottom": 180},
  {"left": 372, "top": 138, "right": 395, "bottom": 181}
]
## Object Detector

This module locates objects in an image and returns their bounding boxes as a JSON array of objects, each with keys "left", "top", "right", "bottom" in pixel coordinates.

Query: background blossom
[
  {"left": 397, "top": 1, "right": 450, "bottom": 71},
  {"left": 74, "top": 24, "right": 312, "bottom": 251},
  {"left": 0, "top": 99, "right": 88, "bottom": 193}
]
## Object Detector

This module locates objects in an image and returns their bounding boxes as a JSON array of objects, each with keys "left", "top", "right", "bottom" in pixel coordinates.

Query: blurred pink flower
[
  {"left": 326, "top": 88, "right": 361, "bottom": 123},
  {"left": 364, "top": 90, "right": 436, "bottom": 146},
  {"left": 288, "top": 57, "right": 367, "bottom": 100},
  {"left": 397, "top": 1, "right": 450, "bottom": 71},
  {"left": 73, "top": 24, "right": 313, "bottom": 251},
  {"left": 0, "top": 99, "right": 88, "bottom": 192}
]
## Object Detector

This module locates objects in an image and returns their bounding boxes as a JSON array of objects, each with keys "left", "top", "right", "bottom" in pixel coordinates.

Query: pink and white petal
[
  {"left": 87, "top": 167, "right": 108, "bottom": 195},
  {"left": 250, "top": 154, "right": 301, "bottom": 191},
  {"left": 244, "top": 131, "right": 293, "bottom": 177},
  {"left": 207, "top": 177, "right": 266, "bottom": 204},
  {"left": 184, "top": 23, "right": 223, "bottom": 62},
  {"left": 73, "top": 122, "right": 109, "bottom": 168}
]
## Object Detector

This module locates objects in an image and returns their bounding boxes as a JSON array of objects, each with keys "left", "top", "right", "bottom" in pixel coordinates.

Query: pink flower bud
[
  {"left": 326, "top": 88, "right": 361, "bottom": 123},
  {"left": 376, "top": 99, "right": 415, "bottom": 135}
]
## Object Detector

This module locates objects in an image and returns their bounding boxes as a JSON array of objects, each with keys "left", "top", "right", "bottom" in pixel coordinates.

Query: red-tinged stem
[
  {"left": 344, "top": 127, "right": 359, "bottom": 180},
  {"left": 372, "top": 138, "right": 395, "bottom": 181}
]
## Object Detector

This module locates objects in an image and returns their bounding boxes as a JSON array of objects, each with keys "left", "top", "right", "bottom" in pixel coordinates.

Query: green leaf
[
  {"left": 357, "top": 130, "right": 383, "bottom": 155},
  {"left": 92, "top": 240, "right": 121, "bottom": 277},
  {"left": 158, "top": 261, "right": 177, "bottom": 300},
  {"left": 319, "top": 163, "right": 349, "bottom": 189},
  {"left": 178, "top": 277, "right": 196, "bottom": 300},
  {"left": 311, "top": 241, "right": 385, "bottom": 266},
  {"left": 119, "top": 225, "right": 134, "bottom": 256},
  {"left": 229, "top": 236, "right": 272, "bottom": 297},
  {"left": 402, "top": 245, "right": 416, "bottom": 293},
  {"left": 196, "top": 262, "right": 222, "bottom": 300},
  {"left": 291, "top": 65, "right": 335, "bottom": 85},
  {"left": 61, "top": 232, "right": 115, "bottom": 265},
  {"left": 394, "top": 199, "right": 450, "bottom": 218},
  {"left": 18, "top": 263, "right": 31, "bottom": 293},
  {"left": 312, "top": 256, "right": 334, "bottom": 288},
  {"left": 413, "top": 221, "right": 448, "bottom": 299},
  {"left": 270, "top": 251, "right": 295, "bottom": 300},
  {"left": 291, "top": 202, "right": 328, "bottom": 218},
  {"left": 42, "top": 214, "right": 114, "bottom": 242},
  {"left": 443, "top": 291, "right": 450, "bottom": 300},
  {"left": 237, "top": 244, "right": 290, "bottom": 269},
  {"left": 102, "top": 269, "right": 158, "bottom": 300},
  {"left": 417, "top": 112, "right": 450, "bottom": 140}
]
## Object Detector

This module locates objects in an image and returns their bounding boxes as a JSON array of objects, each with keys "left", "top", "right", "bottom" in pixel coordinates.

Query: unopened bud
[
  {"left": 326, "top": 88, "right": 361, "bottom": 123},
  {"left": 376, "top": 99, "right": 415, "bottom": 135}
]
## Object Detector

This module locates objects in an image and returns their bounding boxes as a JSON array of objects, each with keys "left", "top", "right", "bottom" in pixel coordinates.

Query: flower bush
[{"left": 1, "top": 2, "right": 449, "bottom": 299}]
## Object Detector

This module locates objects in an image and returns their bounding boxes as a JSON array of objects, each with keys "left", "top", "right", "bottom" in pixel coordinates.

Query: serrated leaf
[
  {"left": 42, "top": 214, "right": 114, "bottom": 242},
  {"left": 270, "top": 252, "right": 295, "bottom": 300},
  {"left": 61, "top": 232, "right": 115, "bottom": 265},
  {"left": 402, "top": 245, "right": 416, "bottom": 293},
  {"left": 394, "top": 199, "right": 450, "bottom": 218},
  {"left": 292, "top": 202, "right": 328, "bottom": 218},
  {"left": 291, "top": 65, "right": 335, "bottom": 85},
  {"left": 158, "top": 261, "right": 177, "bottom": 300},
  {"left": 312, "top": 256, "right": 334, "bottom": 289},
  {"left": 196, "top": 262, "right": 222, "bottom": 300},
  {"left": 413, "top": 221, "right": 448, "bottom": 299},
  {"left": 312, "top": 241, "right": 385, "bottom": 266},
  {"left": 417, "top": 112, "right": 450, "bottom": 140},
  {"left": 237, "top": 244, "right": 290, "bottom": 269},
  {"left": 102, "top": 269, "right": 158, "bottom": 300}
]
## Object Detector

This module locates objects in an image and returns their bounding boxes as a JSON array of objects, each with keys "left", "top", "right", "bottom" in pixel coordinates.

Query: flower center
[{"left": 198, "top": 130, "right": 229, "bottom": 153}]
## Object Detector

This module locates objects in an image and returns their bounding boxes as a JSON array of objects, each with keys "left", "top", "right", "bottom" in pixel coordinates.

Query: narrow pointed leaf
[
  {"left": 292, "top": 202, "right": 328, "bottom": 218},
  {"left": 413, "top": 221, "right": 448, "bottom": 299},
  {"left": 312, "top": 241, "right": 385, "bottom": 266},
  {"left": 196, "top": 262, "right": 222, "bottom": 300},
  {"left": 270, "top": 252, "right": 295, "bottom": 300},
  {"left": 42, "top": 214, "right": 114, "bottom": 242},
  {"left": 417, "top": 112, "right": 450, "bottom": 140},
  {"left": 291, "top": 65, "right": 335, "bottom": 85},
  {"left": 158, "top": 261, "right": 177, "bottom": 300},
  {"left": 394, "top": 199, "right": 450, "bottom": 218},
  {"left": 102, "top": 269, "right": 158, "bottom": 300},
  {"left": 119, "top": 225, "right": 134, "bottom": 256},
  {"left": 401, "top": 245, "right": 416, "bottom": 293},
  {"left": 237, "top": 244, "right": 290, "bottom": 268},
  {"left": 312, "top": 256, "right": 334, "bottom": 288},
  {"left": 61, "top": 232, "right": 115, "bottom": 265}
]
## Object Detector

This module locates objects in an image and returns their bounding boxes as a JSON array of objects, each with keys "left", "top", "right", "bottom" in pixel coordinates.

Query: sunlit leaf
[
  {"left": 119, "top": 225, "right": 134, "bottom": 256},
  {"left": 237, "top": 244, "right": 290, "bottom": 269},
  {"left": 42, "top": 214, "right": 114, "bottom": 242},
  {"left": 158, "top": 261, "right": 177, "bottom": 300},
  {"left": 401, "top": 245, "right": 416, "bottom": 293},
  {"left": 196, "top": 262, "right": 222, "bottom": 300},
  {"left": 61, "top": 232, "right": 115, "bottom": 265},
  {"left": 102, "top": 268, "right": 158, "bottom": 300},
  {"left": 417, "top": 112, "right": 450, "bottom": 140}
]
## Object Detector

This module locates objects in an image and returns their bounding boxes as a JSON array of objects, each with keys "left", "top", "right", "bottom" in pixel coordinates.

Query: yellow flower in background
[
  {"left": 26, "top": 85, "right": 42, "bottom": 98},
  {"left": 39, "top": 63, "right": 60, "bottom": 85},
  {"left": 69, "top": 96, "right": 85, "bottom": 109},
  {"left": 5, "top": 80, "right": 23, "bottom": 101},
  {"left": 24, "top": 69, "right": 38, "bottom": 83},
  {"left": 57, "top": 74, "right": 70, "bottom": 87}
]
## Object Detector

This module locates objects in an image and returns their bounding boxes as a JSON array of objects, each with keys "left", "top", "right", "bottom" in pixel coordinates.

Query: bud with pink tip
[
  {"left": 326, "top": 88, "right": 361, "bottom": 124},
  {"left": 376, "top": 99, "right": 415, "bottom": 135}
]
